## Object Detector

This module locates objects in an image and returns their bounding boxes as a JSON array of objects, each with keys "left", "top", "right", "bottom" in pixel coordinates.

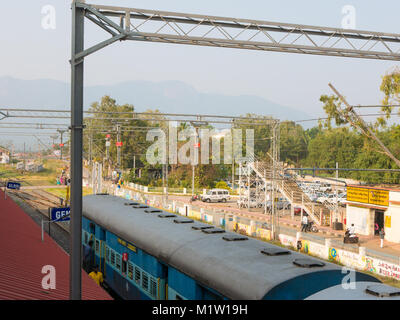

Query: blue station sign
[
  {"left": 6, "top": 181, "right": 21, "bottom": 190},
  {"left": 50, "top": 207, "right": 71, "bottom": 222}
]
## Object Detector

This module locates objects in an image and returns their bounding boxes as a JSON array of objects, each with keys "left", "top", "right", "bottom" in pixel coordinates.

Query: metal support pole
[
  {"left": 70, "top": 0, "right": 84, "bottom": 300},
  {"left": 116, "top": 124, "right": 121, "bottom": 169},
  {"left": 192, "top": 165, "right": 195, "bottom": 196},
  {"left": 335, "top": 161, "right": 339, "bottom": 223},
  {"left": 58, "top": 129, "right": 66, "bottom": 160},
  {"left": 264, "top": 169, "right": 267, "bottom": 215},
  {"left": 162, "top": 163, "right": 165, "bottom": 205},
  {"left": 89, "top": 131, "right": 92, "bottom": 165},
  {"left": 133, "top": 155, "right": 136, "bottom": 178},
  {"left": 23, "top": 142, "right": 26, "bottom": 172},
  {"left": 166, "top": 126, "right": 169, "bottom": 203},
  {"left": 192, "top": 127, "right": 198, "bottom": 196},
  {"left": 247, "top": 171, "right": 250, "bottom": 210}
]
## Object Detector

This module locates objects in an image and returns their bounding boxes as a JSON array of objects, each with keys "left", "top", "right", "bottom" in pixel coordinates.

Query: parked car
[
  {"left": 337, "top": 193, "right": 347, "bottom": 206},
  {"left": 201, "top": 189, "right": 230, "bottom": 203},
  {"left": 264, "top": 199, "right": 291, "bottom": 211},
  {"left": 294, "top": 207, "right": 306, "bottom": 216},
  {"left": 316, "top": 193, "right": 331, "bottom": 204},
  {"left": 320, "top": 183, "right": 332, "bottom": 192},
  {"left": 237, "top": 198, "right": 263, "bottom": 208}
]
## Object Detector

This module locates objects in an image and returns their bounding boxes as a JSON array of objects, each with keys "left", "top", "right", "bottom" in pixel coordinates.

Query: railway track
[{"left": 10, "top": 189, "right": 71, "bottom": 233}]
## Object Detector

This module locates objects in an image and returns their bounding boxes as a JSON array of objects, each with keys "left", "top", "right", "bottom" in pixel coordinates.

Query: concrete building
[
  {"left": 345, "top": 185, "right": 400, "bottom": 243},
  {"left": 0, "top": 147, "right": 10, "bottom": 164}
]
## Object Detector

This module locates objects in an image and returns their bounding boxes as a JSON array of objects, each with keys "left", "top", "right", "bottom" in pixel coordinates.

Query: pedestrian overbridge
[{"left": 241, "top": 153, "right": 331, "bottom": 226}]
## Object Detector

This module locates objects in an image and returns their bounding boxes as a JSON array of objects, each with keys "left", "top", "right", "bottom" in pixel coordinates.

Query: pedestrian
[
  {"left": 89, "top": 265, "right": 104, "bottom": 287},
  {"left": 83, "top": 240, "right": 94, "bottom": 272},
  {"left": 301, "top": 215, "right": 308, "bottom": 232},
  {"left": 379, "top": 228, "right": 385, "bottom": 248}
]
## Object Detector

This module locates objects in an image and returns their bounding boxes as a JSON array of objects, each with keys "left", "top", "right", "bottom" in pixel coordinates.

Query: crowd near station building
[{"left": 345, "top": 185, "right": 400, "bottom": 243}]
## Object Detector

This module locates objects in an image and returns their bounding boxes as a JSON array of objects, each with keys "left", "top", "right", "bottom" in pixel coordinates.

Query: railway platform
[{"left": 0, "top": 189, "right": 112, "bottom": 300}]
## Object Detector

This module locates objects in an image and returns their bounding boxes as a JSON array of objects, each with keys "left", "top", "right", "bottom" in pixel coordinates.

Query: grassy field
[
  {"left": 44, "top": 186, "right": 93, "bottom": 199},
  {"left": 0, "top": 159, "right": 68, "bottom": 186}
]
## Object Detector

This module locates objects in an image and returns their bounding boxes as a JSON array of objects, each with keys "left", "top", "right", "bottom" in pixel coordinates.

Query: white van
[{"left": 201, "top": 189, "right": 230, "bottom": 203}]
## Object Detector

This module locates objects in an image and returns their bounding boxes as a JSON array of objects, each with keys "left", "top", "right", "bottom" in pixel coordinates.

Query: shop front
[{"left": 345, "top": 186, "right": 388, "bottom": 236}]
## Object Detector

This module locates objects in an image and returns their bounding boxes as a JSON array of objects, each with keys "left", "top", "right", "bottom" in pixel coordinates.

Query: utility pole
[
  {"left": 329, "top": 83, "right": 400, "bottom": 168},
  {"left": 23, "top": 142, "right": 26, "bottom": 172},
  {"left": 166, "top": 125, "right": 169, "bottom": 203},
  {"left": 116, "top": 124, "right": 121, "bottom": 169},
  {"left": 335, "top": 162, "right": 339, "bottom": 223},
  {"left": 51, "top": 135, "right": 58, "bottom": 150},
  {"left": 133, "top": 155, "right": 136, "bottom": 178},
  {"left": 105, "top": 134, "right": 110, "bottom": 161},
  {"left": 192, "top": 127, "right": 199, "bottom": 196},
  {"left": 70, "top": 0, "right": 84, "bottom": 300},
  {"left": 89, "top": 131, "right": 92, "bottom": 165},
  {"left": 57, "top": 129, "right": 67, "bottom": 160},
  {"left": 271, "top": 122, "right": 280, "bottom": 240}
]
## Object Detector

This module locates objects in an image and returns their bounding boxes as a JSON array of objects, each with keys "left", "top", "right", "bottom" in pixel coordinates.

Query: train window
[
  {"left": 121, "top": 260, "right": 127, "bottom": 274},
  {"left": 95, "top": 240, "right": 100, "bottom": 255},
  {"left": 110, "top": 251, "right": 115, "bottom": 266},
  {"left": 134, "top": 267, "right": 141, "bottom": 284},
  {"left": 106, "top": 247, "right": 110, "bottom": 263},
  {"left": 150, "top": 278, "right": 157, "bottom": 297},
  {"left": 89, "top": 223, "right": 95, "bottom": 234},
  {"left": 142, "top": 273, "right": 149, "bottom": 291},
  {"left": 128, "top": 262, "right": 133, "bottom": 280},
  {"left": 116, "top": 254, "right": 121, "bottom": 271}
]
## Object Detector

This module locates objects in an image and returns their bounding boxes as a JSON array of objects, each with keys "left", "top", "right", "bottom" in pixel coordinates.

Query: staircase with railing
[{"left": 246, "top": 154, "right": 331, "bottom": 226}]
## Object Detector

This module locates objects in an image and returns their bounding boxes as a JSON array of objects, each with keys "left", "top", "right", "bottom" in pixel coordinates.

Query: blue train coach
[{"left": 82, "top": 194, "right": 400, "bottom": 300}]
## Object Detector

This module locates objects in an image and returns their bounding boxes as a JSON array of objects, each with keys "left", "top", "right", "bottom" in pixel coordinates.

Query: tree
[{"left": 280, "top": 121, "right": 308, "bottom": 166}]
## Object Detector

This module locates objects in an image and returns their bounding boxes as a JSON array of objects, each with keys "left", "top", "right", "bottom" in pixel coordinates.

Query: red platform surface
[{"left": 0, "top": 189, "right": 112, "bottom": 300}]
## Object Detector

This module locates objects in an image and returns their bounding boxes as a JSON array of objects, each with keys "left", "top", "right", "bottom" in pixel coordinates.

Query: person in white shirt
[
  {"left": 301, "top": 215, "right": 308, "bottom": 232},
  {"left": 349, "top": 224, "right": 356, "bottom": 237}
]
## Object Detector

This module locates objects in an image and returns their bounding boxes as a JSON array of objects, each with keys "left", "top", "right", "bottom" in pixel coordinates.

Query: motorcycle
[
  {"left": 191, "top": 194, "right": 199, "bottom": 202},
  {"left": 305, "top": 221, "right": 318, "bottom": 233},
  {"left": 344, "top": 229, "right": 359, "bottom": 244}
]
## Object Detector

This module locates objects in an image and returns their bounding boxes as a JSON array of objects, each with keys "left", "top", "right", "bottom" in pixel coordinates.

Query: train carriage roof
[{"left": 83, "top": 194, "right": 384, "bottom": 300}]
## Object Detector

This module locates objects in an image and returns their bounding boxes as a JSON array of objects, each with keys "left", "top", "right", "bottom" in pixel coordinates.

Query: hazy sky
[{"left": 1, "top": 0, "right": 400, "bottom": 118}]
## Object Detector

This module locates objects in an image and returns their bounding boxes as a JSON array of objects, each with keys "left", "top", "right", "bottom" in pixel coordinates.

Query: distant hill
[{"left": 0, "top": 76, "right": 311, "bottom": 121}]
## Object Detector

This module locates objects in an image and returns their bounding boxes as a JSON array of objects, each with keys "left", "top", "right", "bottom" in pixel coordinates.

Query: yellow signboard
[
  {"left": 117, "top": 238, "right": 137, "bottom": 252},
  {"left": 385, "top": 216, "right": 391, "bottom": 228},
  {"left": 347, "top": 187, "right": 369, "bottom": 204},
  {"left": 347, "top": 187, "right": 389, "bottom": 207}
]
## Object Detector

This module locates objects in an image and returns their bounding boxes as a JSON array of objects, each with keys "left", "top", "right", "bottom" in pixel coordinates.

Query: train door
[
  {"left": 374, "top": 210, "right": 385, "bottom": 235},
  {"left": 160, "top": 263, "right": 168, "bottom": 300},
  {"left": 99, "top": 228, "right": 107, "bottom": 273},
  {"left": 89, "top": 222, "right": 96, "bottom": 269}
]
